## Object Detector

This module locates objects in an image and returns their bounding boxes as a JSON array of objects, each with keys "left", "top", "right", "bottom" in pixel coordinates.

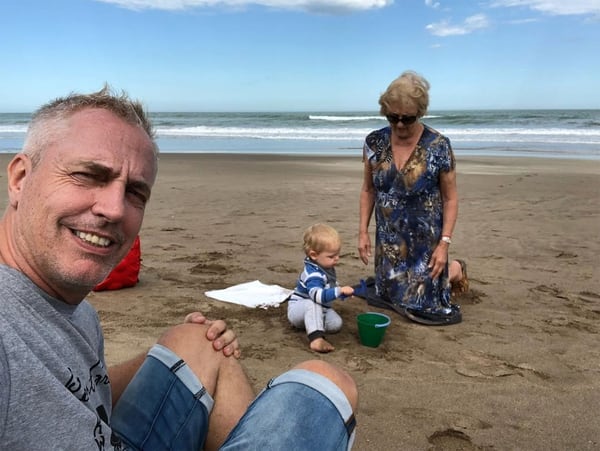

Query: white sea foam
[
  {"left": 309, "top": 115, "right": 381, "bottom": 121},
  {"left": 2, "top": 110, "right": 599, "bottom": 158},
  {"left": 155, "top": 126, "right": 370, "bottom": 140},
  {"left": 154, "top": 125, "right": 600, "bottom": 146},
  {"left": 309, "top": 114, "right": 439, "bottom": 121},
  {"left": 0, "top": 125, "right": 27, "bottom": 133}
]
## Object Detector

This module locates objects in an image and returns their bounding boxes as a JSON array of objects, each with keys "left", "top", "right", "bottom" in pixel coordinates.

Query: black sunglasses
[{"left": 386, "top": 114, "right": 418, "bottom": 125}]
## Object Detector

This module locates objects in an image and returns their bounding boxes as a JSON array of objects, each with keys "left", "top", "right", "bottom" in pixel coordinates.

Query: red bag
[{"left": 93, "top": 236, "right": 141, "bottom": 291}]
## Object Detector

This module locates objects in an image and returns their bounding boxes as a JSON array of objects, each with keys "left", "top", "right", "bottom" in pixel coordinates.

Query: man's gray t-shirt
[{"left": 0, "top": 265, "right": 123, "bottom": 449}]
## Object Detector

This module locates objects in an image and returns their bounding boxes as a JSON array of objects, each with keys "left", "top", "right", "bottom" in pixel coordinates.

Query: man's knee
[
  {"left": 156, "top": 323, "right": 234, "bottom": 396},
  {"left": 157, "top": 323, "right": 226, "bottom": 366},
  {"left": 159, "top": 322, "right": 207, "bottom": 348},
  {"left": 293, "top": 360, "right": 358, "bottom": 411}
]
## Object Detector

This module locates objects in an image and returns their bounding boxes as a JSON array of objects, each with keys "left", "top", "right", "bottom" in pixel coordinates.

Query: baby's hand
[{"left": 340, "top": 286, "right": 355, "bottom": 297}]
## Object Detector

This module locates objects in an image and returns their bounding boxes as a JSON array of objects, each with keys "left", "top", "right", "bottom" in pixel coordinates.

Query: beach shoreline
[
  {"left": 1, "top": 153, "right": 598, "bottom": 449},
  {"left": 3, "top": 109, "right": 600, "bottom": 160}
]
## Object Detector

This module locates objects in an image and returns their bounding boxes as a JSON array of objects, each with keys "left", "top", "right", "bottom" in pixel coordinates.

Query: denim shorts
[
  {"left": 111, "top": 344, "right": 214, "bottom": 450},
  {"left": 111, "top": 344, "right": 356, "bottom": 450}
]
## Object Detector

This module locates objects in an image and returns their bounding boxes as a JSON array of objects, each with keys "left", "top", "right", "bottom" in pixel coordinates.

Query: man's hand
[{"left": 184, "top": 312, "right": 241, "bottom": 358}]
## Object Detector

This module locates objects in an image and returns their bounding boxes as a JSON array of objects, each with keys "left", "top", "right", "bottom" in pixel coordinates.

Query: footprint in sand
[
  {"left": 428, "top": 429, "right": 480, "bottom": 450},
  {"left": 267, "top": 264, "right": 297, "bottom": 274},
  {"left": 555, "top": 251, "right": 578, "bottom": 259},
  {"left": 343, "top": 355, "right": 375, "bottom": 373},
  {"left": 578, "top": 291, "right": 600, "bottom": 303},
  {"left": 189, "top": 262, "right": 231, "bottom": 275},
  {"left": 160, "top": 227, "right": 185, "bottom": 232},
  {"left": 243, "top": 343, "right": 277, "bottom": 361},
  {"left": 455, "top": 350, "right": 550, "bottom": 380}
]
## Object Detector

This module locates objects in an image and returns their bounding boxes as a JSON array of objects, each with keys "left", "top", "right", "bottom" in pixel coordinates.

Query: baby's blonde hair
[{"left": 302, "top": 223, "right": 341, "bottom": 255}]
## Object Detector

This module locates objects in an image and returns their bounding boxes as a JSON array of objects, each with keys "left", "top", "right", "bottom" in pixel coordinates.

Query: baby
[{"left": 287, "top": 224, "right": 354, "bottom": 353}]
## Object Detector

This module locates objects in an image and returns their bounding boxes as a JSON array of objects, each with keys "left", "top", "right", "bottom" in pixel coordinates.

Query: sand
[{"left": 2, "top": 153, "right": 598, "bottom": 449}]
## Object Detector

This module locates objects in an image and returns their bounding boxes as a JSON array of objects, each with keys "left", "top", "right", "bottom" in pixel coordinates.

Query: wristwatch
[{"left": 440, "top": 236, "right": 452, "bottom": 245}]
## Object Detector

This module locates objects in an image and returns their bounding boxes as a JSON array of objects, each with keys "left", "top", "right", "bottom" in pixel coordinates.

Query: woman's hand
[
  {"left": 184, "top": 312, "right": 241, "bottom": 359},
  {"left": 428, "top": 242, "right": 449, "bottom": 280},
  {"left": 358, "top": 231, "right": 372, "bottom": 265}
]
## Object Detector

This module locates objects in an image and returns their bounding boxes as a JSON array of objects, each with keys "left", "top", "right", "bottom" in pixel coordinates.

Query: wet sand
[{"left": 4, "top": 153, "right": 595, "bottom": 450}]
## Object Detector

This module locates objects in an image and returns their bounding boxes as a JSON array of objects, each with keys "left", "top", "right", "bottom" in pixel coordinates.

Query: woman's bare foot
[
  {"left": 450, "top": 259, "right": 469, "bottom": 296},
  {"left": 310, "top": 337, "right": 335, "bottom": 353}
]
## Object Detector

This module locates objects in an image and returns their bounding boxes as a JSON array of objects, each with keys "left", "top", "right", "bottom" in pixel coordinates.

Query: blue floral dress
[{"left": 364, "top": 125, "right": 456, "bottom": 316}]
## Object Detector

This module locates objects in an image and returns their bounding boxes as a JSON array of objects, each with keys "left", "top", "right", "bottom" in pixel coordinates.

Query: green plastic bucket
[{"left": 357, "top": 312, "right": 391, "bottom": 348}]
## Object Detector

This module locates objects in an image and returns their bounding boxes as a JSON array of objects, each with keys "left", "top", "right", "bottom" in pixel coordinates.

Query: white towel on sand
[{"left": 205, "top": 280, "right": 293, "bottom": 309}]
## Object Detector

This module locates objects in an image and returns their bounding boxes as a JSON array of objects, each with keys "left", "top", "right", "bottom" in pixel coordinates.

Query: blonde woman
[{"left": 358, "top": 71, "right": 468, "bottom": 325}]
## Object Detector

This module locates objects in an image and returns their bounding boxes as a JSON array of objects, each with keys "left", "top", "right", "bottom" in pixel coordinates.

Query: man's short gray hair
[{"left": 23, "top": 84, "right": 158, "bottom": 166}]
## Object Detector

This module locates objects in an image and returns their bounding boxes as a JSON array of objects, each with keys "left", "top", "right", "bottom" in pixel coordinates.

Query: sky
[{"left": 1, "top": 0, "right": 599, "bottom": 112}]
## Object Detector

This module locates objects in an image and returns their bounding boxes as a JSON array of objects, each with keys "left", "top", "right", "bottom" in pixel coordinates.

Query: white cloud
[
  {"left": 94, "top": 0, "right": 393, "bottom": 13},
  {"left": 491, "top": 0, "right": 600, "bottom": 16},
  {"left": 425, "top": 0, "right": 440, "bottom": 9},
  {"left": 508, "top": 17, "right": 539, "bottom": 24},
  {"left": 426, "top": 13, "right": 489, "bottom": 36}
]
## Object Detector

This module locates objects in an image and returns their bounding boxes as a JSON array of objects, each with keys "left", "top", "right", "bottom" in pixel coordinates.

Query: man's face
[{"left": 10, "top": 108, "right": 157, "bottom": 303}]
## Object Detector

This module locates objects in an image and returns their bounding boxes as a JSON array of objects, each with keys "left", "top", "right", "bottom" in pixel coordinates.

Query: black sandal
[{"left": 404, "top": 305, "right": 462, "bottom": 326}]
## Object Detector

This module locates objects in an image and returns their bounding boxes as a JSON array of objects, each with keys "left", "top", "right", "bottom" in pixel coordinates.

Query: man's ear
[{"left": 7, "top": 154, "right": 31, "bottom": 208}]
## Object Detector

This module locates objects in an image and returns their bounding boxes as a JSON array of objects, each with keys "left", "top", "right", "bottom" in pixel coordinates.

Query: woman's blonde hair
[
  {"left": 302, "top": 223, "right": 341, "bottom": 255},
  {"left": 378, "top": 70, "right": 430, "bottom": 117}
]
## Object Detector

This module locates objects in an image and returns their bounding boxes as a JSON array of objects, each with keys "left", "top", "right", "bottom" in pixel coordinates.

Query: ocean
[{"left": 1, "top": 109, "right": 599, "bottom": 160}]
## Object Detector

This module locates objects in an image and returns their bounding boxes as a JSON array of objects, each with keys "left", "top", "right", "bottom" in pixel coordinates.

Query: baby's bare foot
[{"left": 310, "top": 337, "right": 335, "bottom": 353}]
